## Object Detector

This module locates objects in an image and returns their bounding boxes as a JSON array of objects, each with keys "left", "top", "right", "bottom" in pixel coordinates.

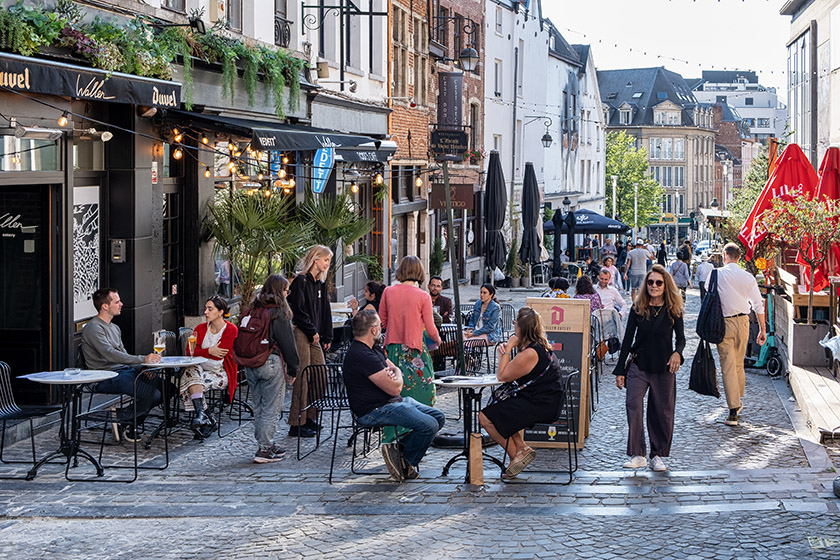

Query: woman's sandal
[{"left": 504, "top": 447, "right": 537, "bottom": 478}]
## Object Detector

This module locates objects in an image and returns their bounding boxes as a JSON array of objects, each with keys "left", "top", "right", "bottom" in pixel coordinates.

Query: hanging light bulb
[
  {"left": 274, "top": 180, "right": 283, "bottom": 188},
  {"left": 375, "top": 173, "right": 383, "bottom": 185},
  {"left": 279, "top": 169, "right": 287, "bottom": 179},
  {"left": 350, "top": 182, "right": 359, "bottom": 193},
  {"left": 57, "top": 112, "right": 68, "bottom": 127},
  {"left": 264, "top": 189, "right": 271, "bottom": 198},
  {"left": 201, "top": 135, "right": 209, "bottom": 145},
  {"left": 173, "top": 148, "right": 183, "bottom": 160},
  {"left": 227, "top": 141, "right": 235, "bottom": 152},
  {"left": 174, "top": 132, "right": 183, "bottom": 143},
  {"left": 283, "top": 187, "right": 291, "bottom": 194},
  {"left": 234, "top": 151, "right": 242, "bottom": 157},
  {"left": 258, "top": 173, "right": 264, "bottom": 181},
  {"left": 282, "top": 155, "right": 289, "bottom": 164},
  {"left": 415, "top": 177, "right": 423, "bottom": 188},
  {"left": 204, "top": 167, "right": 211, "bottom": 178},
  {"left": 228, "top": 161, "right": 236, "bottom": 171},
  {"left": 255, "top": 151, "right": 263, "bottom": 160},
  {"left": 289, "top": 178, "right": 296, "bottom": 187}
]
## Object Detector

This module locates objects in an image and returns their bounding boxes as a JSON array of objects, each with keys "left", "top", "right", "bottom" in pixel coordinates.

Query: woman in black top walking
[
  {"left": 657, "top": 241, "right": 668, "bottom": 267},
  {"left": 613, "top": 264, "right": 685, "bottom": 473}
]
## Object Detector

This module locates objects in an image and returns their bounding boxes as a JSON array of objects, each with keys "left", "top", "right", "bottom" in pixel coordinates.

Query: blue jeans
[
  {"left": 357, "top": 397, "right": 445, "bottom": 467},
  {"left": 245, "top": 354, "right": 286, "bottom": 451},
  {"left": 94, "top": 365, "right": 162, "bottom": 424}
]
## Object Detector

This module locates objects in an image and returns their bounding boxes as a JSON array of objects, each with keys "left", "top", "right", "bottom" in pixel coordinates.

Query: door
[
  {"left": 161, "top": 184, "right": 183, "bottom": 332},
  {"left": 0, "top": 184, "right": 52, "bottom": 403}
]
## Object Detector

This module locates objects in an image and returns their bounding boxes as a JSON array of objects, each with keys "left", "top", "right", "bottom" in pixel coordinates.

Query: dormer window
[{"left": 620, "top": 109, "right": 631, "bottom": 125}]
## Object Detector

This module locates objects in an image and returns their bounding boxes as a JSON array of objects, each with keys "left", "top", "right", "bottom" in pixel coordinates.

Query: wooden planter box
[{"left": 774, "top": 293, "right": 830, "bottom": 367}]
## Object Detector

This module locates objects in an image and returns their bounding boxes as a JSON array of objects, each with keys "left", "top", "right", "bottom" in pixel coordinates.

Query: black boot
[{"left": 190, "top": 397, "right": 213, "bottom": 438}]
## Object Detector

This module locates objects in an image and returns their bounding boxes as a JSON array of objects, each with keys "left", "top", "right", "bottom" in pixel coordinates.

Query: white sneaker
[
  {"left": 622, "top": 455, "right": 647, "bottom": 469},
  {"left": 650, "top": 456, "right": 667, "bottom": 472}
]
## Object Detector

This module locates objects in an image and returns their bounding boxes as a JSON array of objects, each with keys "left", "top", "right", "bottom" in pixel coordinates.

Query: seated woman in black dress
[{"left": 478, "top": 306, "right": 564, "bottom": 478}]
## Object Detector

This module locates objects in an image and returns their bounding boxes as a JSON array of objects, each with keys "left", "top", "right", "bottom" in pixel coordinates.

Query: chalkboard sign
[{"left": 523, "top": 298, "right": 590, "bottom": 449}]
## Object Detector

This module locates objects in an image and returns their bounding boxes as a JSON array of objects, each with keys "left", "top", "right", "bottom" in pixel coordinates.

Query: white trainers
[
  {"left": 650, "top": 456, "right": 667, "bottom": 472},
  {"left": 622, "top": 455, "right": 647, "bottom": 469}
]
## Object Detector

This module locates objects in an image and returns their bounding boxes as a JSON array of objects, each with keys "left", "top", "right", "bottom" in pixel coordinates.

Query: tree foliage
[
  {"left": 759, "top": 196, "right": 840, "bottom": 323},
  {"left": 604, "top": 131, "right": 664, "bottom": 231}
]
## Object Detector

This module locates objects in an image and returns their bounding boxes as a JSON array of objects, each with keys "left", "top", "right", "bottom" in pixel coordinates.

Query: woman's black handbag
[
  {"left": 696, "top": 269, "right": 725, "bottom": 344},
  {"left": 489, "top": 355, "right": 557, "bottom": 405},
  {"left": 689, "top": 340, "right": 720, "bottom": 398}
]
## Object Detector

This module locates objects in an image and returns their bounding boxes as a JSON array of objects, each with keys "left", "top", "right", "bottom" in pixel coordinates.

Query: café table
[
  {"left": 142, "top": 356, "right": 207, "bottom": 449},
  {"left": 433, "top": 374, "right": 504, "bottom": 484},
  {"left": 20, "top": 369, "right": 117, "bottom": 481}
]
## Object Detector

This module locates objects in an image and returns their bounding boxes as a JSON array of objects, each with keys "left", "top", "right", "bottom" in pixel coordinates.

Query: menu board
[{"left": 522, "top": 298, "right": 590, "bottom": 449}]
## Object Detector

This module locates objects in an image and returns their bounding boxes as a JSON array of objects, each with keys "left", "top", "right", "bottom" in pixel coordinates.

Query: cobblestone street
[{"left": 1, "top": 285, "right": 839, "bottom": 559}]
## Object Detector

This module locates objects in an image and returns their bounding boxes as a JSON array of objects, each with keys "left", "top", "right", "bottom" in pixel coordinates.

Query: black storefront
[{"left": 0, "top": 52, "right": 181, "bottom": 404}]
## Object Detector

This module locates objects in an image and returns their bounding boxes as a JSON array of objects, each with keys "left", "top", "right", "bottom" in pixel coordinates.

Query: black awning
[
  {"left": 167, "top": 110, "right": 377, "bottom": 151},
  {"left": 0, "top": 52, "right": 180, "bottom": 108},
  {"left": 335, "top": 140, "right": 397, "bottom": 162}
]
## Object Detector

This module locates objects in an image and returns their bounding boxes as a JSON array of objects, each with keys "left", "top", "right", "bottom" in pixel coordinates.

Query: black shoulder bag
[{"left": 490, "top": 354, "right": 558, "bottom": 405}]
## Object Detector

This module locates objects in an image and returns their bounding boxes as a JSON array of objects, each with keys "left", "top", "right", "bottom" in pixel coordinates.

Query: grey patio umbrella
[
  {"left": 484, "top": 150, "right": 508, "bottom": 278},
  {"left": 518, "top": 162, "right": 542, "bottom": 266},
  {"left": 552, "top": 208, "right": 566, "bottom": 276}
]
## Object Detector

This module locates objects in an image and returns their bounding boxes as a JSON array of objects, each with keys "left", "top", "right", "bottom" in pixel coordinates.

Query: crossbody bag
[
  {"left": 623, "top": 305, "right": 668, "bottom": 373},
  {"left": 490, "top": 354, "right": 556, "bottom": 405}
]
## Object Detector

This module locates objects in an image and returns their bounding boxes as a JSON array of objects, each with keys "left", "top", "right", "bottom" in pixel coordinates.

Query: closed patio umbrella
[
  {"left": 485, "top": 151, "right": 508, "bottom": 279},
  {"left": 518, "top": 162, "right": 542, "bottom": 267}
]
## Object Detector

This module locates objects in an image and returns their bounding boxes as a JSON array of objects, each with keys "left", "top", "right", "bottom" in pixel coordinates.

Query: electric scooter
[{"left": 745, "top": 283, "right": 785, "bottom": 377}]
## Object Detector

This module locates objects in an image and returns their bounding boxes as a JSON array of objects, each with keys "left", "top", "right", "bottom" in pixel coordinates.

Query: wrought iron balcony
[{"left": 274, "top": 15, "right": 292, "bottom": 48}]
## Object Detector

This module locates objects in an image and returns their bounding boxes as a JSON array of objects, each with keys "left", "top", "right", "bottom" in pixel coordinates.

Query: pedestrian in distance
[
  {"left": 614, "top": 264, "right": 685, "bottom": 472},
  {"left": 669, "top": 252, "right": 692, "bottom": 303},
  {"left": 624, "top": 239, "right": 650, "bottom": 301},
  {"left": 287, "top": 245, "right": 334, "bottom": 438},
  {"left": 657, "top": 241, "right": 668, "bottom": 267},
  {"left": 695, "top": 256, "right": 714, "bottom": 300},
  {"left": 379, "top": 256, "right": 441, "bottom": 446},
  {"left": 242, "top": 275, "right": 300, "bottom": 462},
  {"left": 715, "top": 243, "right": 766, "bottom": 426}
]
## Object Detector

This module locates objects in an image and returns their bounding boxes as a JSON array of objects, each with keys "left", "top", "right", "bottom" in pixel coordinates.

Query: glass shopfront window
[{"left": 0, "top": 136, "right": 58, "bottom": 172}]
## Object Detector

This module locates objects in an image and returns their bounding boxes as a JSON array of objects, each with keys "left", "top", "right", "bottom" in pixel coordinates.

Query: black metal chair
[
  {"left": 500, "top": 369, "right": 580, "bottom": 485},
  {"left": 0, "top": 361, "right": 62, "bottom": 479},
  {"left": 500, "top": 303, "right": 516, "bottom": 339},
  {"left": 295, "top": 364, "right": 346, "bottom": 460},
  {"left": 464, "top": 338, "right": 493, "bottom": 376},
  {"left": 589, "top": 315, "right": 600, "bottom": 414}
]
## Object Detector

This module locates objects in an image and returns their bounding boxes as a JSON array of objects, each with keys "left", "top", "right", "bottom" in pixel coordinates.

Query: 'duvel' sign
[{"left": 0, "top": 52, "right": 180, "bottom": 107}]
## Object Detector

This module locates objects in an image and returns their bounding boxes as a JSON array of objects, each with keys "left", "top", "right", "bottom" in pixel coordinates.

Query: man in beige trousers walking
[{"left": 715, "top": 243, "right": 766, "bottom": 426}]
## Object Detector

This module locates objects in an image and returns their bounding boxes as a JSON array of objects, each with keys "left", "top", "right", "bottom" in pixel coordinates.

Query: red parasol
[
  {"left": 739, "top": 144, "right": 819, "bottom": 260},
  {"left": 796, "top": 147, "right": 840, "bottom": 291}
]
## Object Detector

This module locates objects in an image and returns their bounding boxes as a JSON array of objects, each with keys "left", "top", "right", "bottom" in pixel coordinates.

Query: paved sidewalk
[{"left": 1, "top": 283, "right": 839, "bottom": 558}]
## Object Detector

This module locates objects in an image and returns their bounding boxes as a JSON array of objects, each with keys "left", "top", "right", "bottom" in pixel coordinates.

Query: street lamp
[
  {"left": 562, "top": 196, "right": 575, "bottom": 261},
  {"left": 525, "top": 116, "right": 553, "bottom": 148},
  {"left": 610, "top": 175, "right": 618, "bottom": 219},
  {"left": 633, "top": 182, "right": 639, "bottom": 242},
  {"left": 430, "top": 15, "right": 480, "bottom": 72}
]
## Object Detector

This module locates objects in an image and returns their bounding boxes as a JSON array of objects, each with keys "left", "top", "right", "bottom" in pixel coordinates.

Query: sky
[{"left": 541, "top": 0, "right": 791, "bottom": 103}]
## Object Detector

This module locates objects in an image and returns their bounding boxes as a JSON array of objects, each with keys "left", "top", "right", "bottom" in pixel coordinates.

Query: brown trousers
[
  {"left": 288, "top": 326, "right": 326, "bottom": 426},
  {"left": 716, "top": 315, "right": 749, "bottom": 410}
]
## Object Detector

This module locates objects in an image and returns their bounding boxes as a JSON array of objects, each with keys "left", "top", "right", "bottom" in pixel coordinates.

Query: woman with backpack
[
  {"left": 287, "top": 245, "right": 334, "bottom": 438},
  {"left": 240, "top": 274, "right": 300, "bottom": 463},
  {"left": 179, "top": 295, "right": 238, "bottom": 439}
]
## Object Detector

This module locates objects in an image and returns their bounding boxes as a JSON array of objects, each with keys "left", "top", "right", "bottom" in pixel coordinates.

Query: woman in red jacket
[{"left": 180, "top": 295, "right": 238, "bottom": 438}]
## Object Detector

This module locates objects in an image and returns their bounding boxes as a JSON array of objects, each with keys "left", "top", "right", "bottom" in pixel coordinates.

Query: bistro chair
[
  {"left": 295, "top": 364, "right": 347, "bottom": 460},
  {"left": 76, "top": 365, "right": 170, "bottom": 483},
  {"left": 153, "top": 330, "right": 178, "bottom": 357},
  {"left": 500, "top": 303, "right": 516, "bottom": 339},
  {"left": 500, "top": 369, "right": 580, "bottom": 485},
  {"left": 0, "top": 361, "right": 62, "bottom": 479},
  {"left": 464, "top": 338, "right": 493, "bottom": 376}
]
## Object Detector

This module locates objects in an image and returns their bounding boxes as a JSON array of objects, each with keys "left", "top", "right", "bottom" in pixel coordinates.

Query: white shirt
[
  {"left": 595, "top": 284, "right": 627, "bottom": 317},
  {"left": 716, "top": 263, "right": 765, "bottom": 317},
  {"left": 695, "top": 261, "right": 714, "bottom": 284}
]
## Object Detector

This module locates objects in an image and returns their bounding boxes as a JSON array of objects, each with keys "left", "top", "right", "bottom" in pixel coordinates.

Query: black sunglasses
[{"left": 647, "top": 279, "right": 664, "bottom": 287}]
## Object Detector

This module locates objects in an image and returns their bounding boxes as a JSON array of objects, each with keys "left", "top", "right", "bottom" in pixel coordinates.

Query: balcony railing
[{"left": 274, "top": 14, "right": 292, "bottom": 48}]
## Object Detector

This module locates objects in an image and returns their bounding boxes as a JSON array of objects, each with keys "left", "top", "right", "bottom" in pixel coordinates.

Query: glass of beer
[
  {"left": 153, "top": 333, "right": 166, "bottom": 356},
  {"left": 187, "top": 334, "right": 197, "bottom": 357},
  {"left": 547, "top": 425, "right": 558, "bottom": 441}
]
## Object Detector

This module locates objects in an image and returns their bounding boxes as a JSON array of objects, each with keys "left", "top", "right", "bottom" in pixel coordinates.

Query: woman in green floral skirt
[{"left": 378, "top": 256, "right": 442, "bottom": 444}]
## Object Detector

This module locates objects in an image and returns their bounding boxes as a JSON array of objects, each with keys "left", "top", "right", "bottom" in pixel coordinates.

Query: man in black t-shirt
[{"left": 343, "top": 310, "right": 445, "bottom": 482}]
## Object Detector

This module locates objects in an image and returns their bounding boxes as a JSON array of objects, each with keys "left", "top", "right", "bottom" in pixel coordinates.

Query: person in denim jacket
[{"left": 465, "top": 284, "right": 503, "bottom": 343}]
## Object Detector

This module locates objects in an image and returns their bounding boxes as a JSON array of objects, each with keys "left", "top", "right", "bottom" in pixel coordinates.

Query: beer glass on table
[
  {"left": 187, "top": 334, "right": 197, "bottom": 357},
  {"left": 153, "top": 333, "right": 166, "bottom": 356}
]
